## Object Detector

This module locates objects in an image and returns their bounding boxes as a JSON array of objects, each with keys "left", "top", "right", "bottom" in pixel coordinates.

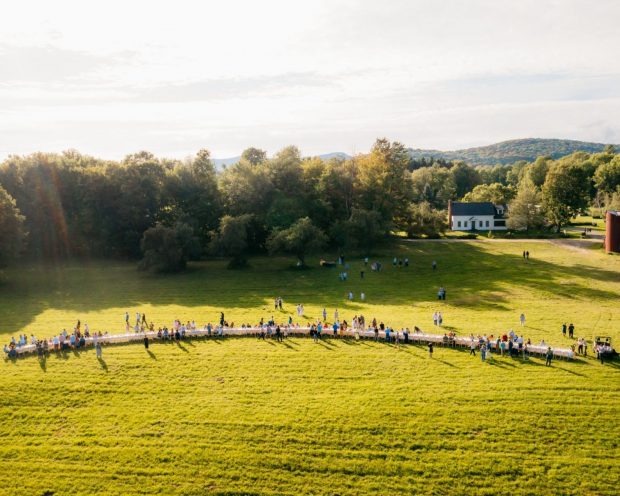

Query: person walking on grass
[
  {"left": 470, "top": 340, "right": 476, "bottom": 356},
  {"left": 432, "top": 260, "right": 437, "bottom": 271},
  {"left": 322, "top": 308, "right": 327, "bottom": 322},
  {"left": 519, "top": 313, "right": 526, "bottom": 327},
  {"left": 428, "top": 341, "right": 434, "bottom": 358},
  {"left": 481, "top": 346, "right": 486, "bottom": 362},
  {"left": 562, "top": 323, "right": 567, "bottom": 338},
  {"left": 144, "top": 335, "right": 149, "bottom": 349},
  {"left": 96, "top": 341, "right": 102, "bottom": 359},
  {"left": 545, "top": 346, "right": 553, "bottom": 366},
  {"left": 568, "top": 323, "right": 574, "bottom": 339}
]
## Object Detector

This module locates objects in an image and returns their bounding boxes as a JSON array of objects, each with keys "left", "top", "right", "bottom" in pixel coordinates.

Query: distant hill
[
  {"left": 213, "top": 152, "right": 351, "bottom": 169},
  {"left": 408, "top": 138, "right": 618, "bottom": 165}
]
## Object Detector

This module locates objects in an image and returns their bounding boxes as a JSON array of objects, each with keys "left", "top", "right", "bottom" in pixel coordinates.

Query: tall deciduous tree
[
  {"left": 241, "top": 147, "right": 267, "bottom": 166},
  {"left": 355, "top": 138, "right": 412, "bottom": 227},
  {"left": 209, "top": 214, "right": 253, "bottom": 268},
  {"left": 462, "top": 183, "right": 515, "bottom": 205},
  {"left": 0, "top": 185, "right": 26, "bottom": 267},
  {"left": 507, "top": 178, "right": 546, "bottom": 231},
  {"left": 542, "top": 160, "right": 590, "bottom": 232},
  {"left": 266, "top": 217, "right": 327, "bottom": 267}
]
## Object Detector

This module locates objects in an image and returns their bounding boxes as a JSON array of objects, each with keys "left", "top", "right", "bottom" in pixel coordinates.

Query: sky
[{"left": 1, "top": 0, "right": 619, "bottom": 160}]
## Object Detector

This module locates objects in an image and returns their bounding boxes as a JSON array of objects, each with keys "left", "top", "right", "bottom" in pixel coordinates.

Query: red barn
[{"left": 605, "top": 211, "right": 620, "bottom": 254}]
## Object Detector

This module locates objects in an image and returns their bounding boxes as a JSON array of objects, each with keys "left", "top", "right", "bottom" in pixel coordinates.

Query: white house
[{"left": 448, "top": 201, "right": 507, "bottom": 231}]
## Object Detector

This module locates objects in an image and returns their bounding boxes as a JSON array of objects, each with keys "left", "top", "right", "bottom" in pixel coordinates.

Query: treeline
[{"left": 0, "top": 139, "right": 619, "bottom": 271}]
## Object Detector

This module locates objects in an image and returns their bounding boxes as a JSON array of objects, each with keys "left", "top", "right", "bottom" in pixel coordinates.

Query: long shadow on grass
[
  {"left": 2, "top": 242, "right": 618, "bottom": 336},
  {"left": 97, "top": 357, "right": 108, "bottom": 371}
]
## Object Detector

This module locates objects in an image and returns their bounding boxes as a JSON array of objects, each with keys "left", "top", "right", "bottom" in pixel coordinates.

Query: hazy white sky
[{"left": 1, "top": 0, "right": 619, "bottom": 159}]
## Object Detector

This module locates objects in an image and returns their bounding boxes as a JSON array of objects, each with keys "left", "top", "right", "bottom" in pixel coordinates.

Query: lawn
[{"left": 1, "top": 240, "right": 619, "bottom": 495}]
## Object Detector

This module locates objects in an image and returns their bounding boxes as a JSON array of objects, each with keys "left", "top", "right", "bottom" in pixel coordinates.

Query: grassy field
[{"left": 1, "top": 240, "right": 619, "bottom": 495}]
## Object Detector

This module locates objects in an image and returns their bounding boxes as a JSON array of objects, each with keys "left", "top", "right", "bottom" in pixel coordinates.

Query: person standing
[
  {"left": 322, "top": 308, "right": 327, "bottom": 322},
  {"left": 428, "top": 342, "right": 434, "bottom": 358},
  {"left": 360, "top": 292, "right": 366, "bottom": 301},
  {"left": 334, "top": 309, "right": 339, "bottom": 322},
  {"left": 438, "top": 312, "right": 443, "bottom": 327},
  {"left": 519, "top": 313, "right": 526, "bottom": 327},
  {"left": 568, "top": 323, "right": 574, "bottom": 339},
  {"left": 96, "top": 341, "right": 102, "bottom": 359},
  {"left": 526, "top": 251, "right": 530, "bottom": 260},
  {"left": 470, "top": 340, "right": 476, "bottom": 356},
  {"left": 432, "top": 260, "right": 437, "bottom": 271},
  {"left": 433, "top": 312, "right": 438, "bottom": 327},
  {"left": 545, "top": 347, "right": 553, "bottom": 366},
  {"left": 125, "top": 312, "right": 129, "bottom": 324},
  {"left": 481, "top": 346, "right": 486, "bottom": 362},
  {"left": 364, "top": 256, "right": 368, "bottom": 266},
  {"left": 144, "top": 335, "right": 149, "bottom": 349},
  {"left": 562, "top": 323, "right": 567, "bottom": 338},
  {"left": 360, "top": 270, "right": 365, "bottom": 279}
]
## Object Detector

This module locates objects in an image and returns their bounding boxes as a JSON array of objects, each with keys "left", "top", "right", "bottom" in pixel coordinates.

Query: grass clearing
[{"left": 1, "top": 240, "right": 619, "bottom": 495}]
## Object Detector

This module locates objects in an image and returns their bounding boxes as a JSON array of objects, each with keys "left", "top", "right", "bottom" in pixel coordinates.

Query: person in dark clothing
[
  {"left": 144, "top": 336, "right": 149, "bottom": 349},
  {"left": 526, "top": 251, "right": 530, "bottom": 260},
  {"left": 360, "top": 270, "right": 364, "bottom": 279},
  {"left": 220, "top": 312, "right": 225, "bottom": 326},
  {"left": 545, "top": 347, "right": 553, "bottom": 366},
  {"left": 568, "top": 323, "right": 574, "bottom": 339},
  {"left": 428, "top": 342, "right": 434, "bottom": 358},
  {"left": 275, "top": 326, "right": 282, "bottom": 342},
  {"left": 562, "top": 323, "right": 567, "bottom": 338}
]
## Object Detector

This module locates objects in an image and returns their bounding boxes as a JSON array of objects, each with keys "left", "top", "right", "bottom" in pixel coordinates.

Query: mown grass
[{"left": 1, "top": 240, "right": 619, "bottom": 495}]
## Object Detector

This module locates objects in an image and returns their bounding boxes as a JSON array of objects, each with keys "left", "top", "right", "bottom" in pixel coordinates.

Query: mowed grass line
[
  {"left": 1, "top": 339, "right": 619, "bottom": 496},
  {"left": 0, "top": 240, "right": 619, "bottom": 495}
]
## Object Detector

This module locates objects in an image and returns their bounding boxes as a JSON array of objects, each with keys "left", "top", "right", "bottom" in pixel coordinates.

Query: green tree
[
  {"left": 138, "top": 222, "right": 197, "bottom": 272},
  {"left": 266, "top": 217, "right": 327, "bottom": 267},
  {"left": 0, "top": 185, "right": 26, "bottom": 267},
  {"left": 542, "top": 161, "right": 590, "bottom": 232},
  {"left": 241, "top": 147, "right": 267, "bottom": 166},
  {"left": 450, "top": 161, "right": 481, "bottom": 198},
  {"left": 209, "top": 214, "right": 253, "bottom": 268},
  {"left": 355, "top": 138, "right": 412, "bottom": 227},
  {"left": 343, "top": 208, "right": 384, "bottom": 251},
  {"left": 526, "top": 156, "right": 550, "bottom": 187},
  {"left": 594, "top": 155, "right": 620, "bottom": 194},
  {"left": 462, "top": 183, "right": 515, "bottom": 205},
  {"left": 402, "top": 201, "right": 446, "bottom": 237},
  {"left": 507, "top": 178, "right": 546, "bottom": 231},
  {"left": 410, "top": 165, "right": 455, "bottom": 209}
]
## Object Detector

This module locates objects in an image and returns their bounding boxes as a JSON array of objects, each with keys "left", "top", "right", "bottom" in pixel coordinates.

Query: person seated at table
[{"left": 442, "top": 334, "right": 448, "bottom": 346}]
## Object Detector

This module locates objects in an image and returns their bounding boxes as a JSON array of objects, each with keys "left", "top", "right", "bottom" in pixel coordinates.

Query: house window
[
  {"left": 479, "top": 221, "right": 483, "bottom": 228},
  {"left": 457, "top": 221, "right": 461, "bottom": 228},
  {"left": 494, "top": 220, "right": 506, "bottom": 227},
  {"left": 464, "top": 221, "right": 468, "bottom": 228},
  {"left": 486, "top": 220, "right": 489, "bottom": 227}
]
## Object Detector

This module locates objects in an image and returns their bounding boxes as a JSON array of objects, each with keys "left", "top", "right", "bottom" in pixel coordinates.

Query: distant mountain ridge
[
  {"left": 408, "top": 138, "right": 618, "bottom": 165},
  {"left": 213, "top": 152, "right": 351, "bottom": 168}
]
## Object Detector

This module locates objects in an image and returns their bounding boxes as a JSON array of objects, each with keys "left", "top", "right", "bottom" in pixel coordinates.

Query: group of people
[
  {"left": 437, "top": 287, "right": 447, "bottom": 300},
  {"left": 4, "top": 303, "right": 615, "bottom": 368}
]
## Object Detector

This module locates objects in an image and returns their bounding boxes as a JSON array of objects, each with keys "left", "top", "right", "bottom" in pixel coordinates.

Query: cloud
[{"left": 0, "top": 43, "right": 136, "bottom": 83}]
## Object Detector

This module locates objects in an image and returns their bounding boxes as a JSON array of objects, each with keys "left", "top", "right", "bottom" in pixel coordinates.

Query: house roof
[{"left": 450, "top": 202, "right": 497, "bottom": 216}]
